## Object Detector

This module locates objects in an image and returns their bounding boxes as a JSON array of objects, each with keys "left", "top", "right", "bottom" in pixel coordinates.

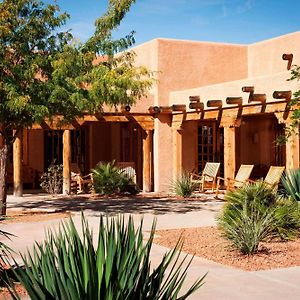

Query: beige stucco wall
[
  {"left": 248, "top": 31, "right": 300, "bottom": 77},
  {"left": 170, "top": 71, "right": 299, "bottom": 109},
  {"left": 156, "top": 39, "right": 248, "bottom": 106}
]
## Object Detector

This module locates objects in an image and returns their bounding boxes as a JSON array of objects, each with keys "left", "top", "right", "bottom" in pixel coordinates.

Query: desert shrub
[
  {"left": 218, "top": 182, "right": 300, "bottom": 254},
  {"left": 273, "top": 196, "right": 300, "bottom": 240},
  {"left": 171, "top": 172, "right": 197, "bottom": 198},
  {"left": 92, "top": 161, "right": 137, "bottom": 195},
  {"left": 7, "top": 215, "right": 205, "bottom": 299},
  {"left": 0, "top": 229, "right": 12, "bottom": 282},
  {"left": 281, "top": 168, "right": 300, "bottom": 201},
  {"left": 40, "top": 164, "right": 63, "bottom": 194}
]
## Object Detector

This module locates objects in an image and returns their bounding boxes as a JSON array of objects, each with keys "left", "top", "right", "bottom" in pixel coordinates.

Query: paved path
[{"left": 1, "top": 194, "right": 300, "bottom": 299}]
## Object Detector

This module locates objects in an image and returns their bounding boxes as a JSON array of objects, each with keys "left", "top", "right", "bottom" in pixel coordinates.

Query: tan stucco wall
[
  {"left": 170, "top": 71, "right": 299, "bottom": 109},
  {"left": 156, "top": 39, "right": 248, "bottom": 106},
  {"left": 248, "top": 31, "right": 300, "bottom": 77}
]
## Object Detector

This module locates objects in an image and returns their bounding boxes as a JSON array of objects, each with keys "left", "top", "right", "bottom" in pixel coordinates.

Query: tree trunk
[{"left": 0, "top": 144, "right": 8, "bottom": 215}]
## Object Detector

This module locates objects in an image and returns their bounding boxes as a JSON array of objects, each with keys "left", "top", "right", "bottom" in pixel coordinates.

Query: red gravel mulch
[{"left": 154, "top": 226, "right": 300, "bottom": 271}]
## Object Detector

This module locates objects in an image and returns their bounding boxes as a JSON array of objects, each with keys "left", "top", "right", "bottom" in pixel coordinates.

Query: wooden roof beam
[
  {"left": 172, "top": 104, "right": 186, "bottom": 112},
  {"left": 207, "top": 100, "right": 222, "bottom": 108},
  {"left": 226, "top": 97, "right": 243, "bottom": 105},
  {"left": 282, "top": 53, "right": 293, "bottom": 70},
  {"left": 249, "top": 94, "right": 266, "bottom": 103},
  {"left": 273, "top": 90, "right": 292, "bottom": 101}
]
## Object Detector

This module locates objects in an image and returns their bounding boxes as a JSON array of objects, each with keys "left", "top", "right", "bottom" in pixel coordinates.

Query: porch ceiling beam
[{"left": 248, "top": 93, "right": 266, "bottom": 103}]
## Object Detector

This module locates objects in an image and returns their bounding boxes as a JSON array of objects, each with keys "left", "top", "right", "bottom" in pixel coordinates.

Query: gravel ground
[{"left": 154, "top": 226, "right": 300, "bottom": 271}]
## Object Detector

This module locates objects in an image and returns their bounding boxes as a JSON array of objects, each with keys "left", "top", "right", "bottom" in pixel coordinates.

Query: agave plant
[
  {"left": 0, "top": 228, "right": 13, "bottom": 283},
  {"left": 7, "top": 215, "right": 205, "bottom": 299},
  {"left": 281, "top": 168, "right": 300, "bottom": 201},
  {"left": 171, "top": 172, "right": 197, "bottom": 198}
]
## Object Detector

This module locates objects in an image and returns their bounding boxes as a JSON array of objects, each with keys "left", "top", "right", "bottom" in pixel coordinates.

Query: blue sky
[{"left": 52, "top": 0, "right": 300, "bottom": 46}]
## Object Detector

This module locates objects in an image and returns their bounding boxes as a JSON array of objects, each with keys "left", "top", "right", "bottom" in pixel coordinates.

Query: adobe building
[{"left": 5, "top": 31, "right": 300, "bottom": 194}]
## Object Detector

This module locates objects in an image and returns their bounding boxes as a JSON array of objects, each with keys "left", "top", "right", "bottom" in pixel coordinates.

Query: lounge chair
[
  {"left": 247, "top": 166, "right": 285, "bottom": 190},
  {"left": 70, "top": 163, "right": 93, "bottom": 194},
  {"left": 216, "top": 164, "right": 254, "bottom": 197},
  {"left": 116, "top": 162, "right": 137, "bottom": 183},
  {"left": 190, "top": 162, "right": 220, "bottom": 192}
]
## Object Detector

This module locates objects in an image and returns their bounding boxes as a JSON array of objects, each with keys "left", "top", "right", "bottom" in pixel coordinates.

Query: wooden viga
[
  {"left": 189, "top": 96, "right": 204, "bottom": 110},
  {"left": 226, "top": 97, "right": 243, "bottom": 105},
  {"left": 148, "top": 106, "right": 173, "bottom": 114},
  {"left": 207, "top": 100, "right": 223, "bottom": 108},
  {"left": 273, "top": 90, "right": 292, "bottom": 101},
  {"left": 242, "top": 86, "right": 266, "bottom": 103},
  {"left": 282, "top": 53, "right": 293, "bottom": 70}
]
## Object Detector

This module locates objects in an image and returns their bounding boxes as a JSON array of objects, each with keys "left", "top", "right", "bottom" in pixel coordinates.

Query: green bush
[
  {"left": 171, "top": 172, "right": 197, "bottom": 198},
  {"left": 40, "top": 164, "right": 63, "bottom": 194},
  {"left": 281, "top": 168, "right": 300, "bottom": 201},
  {"left": 92, "top": 161, "right": 137, "bottom": 195},
  {"left": 0, "top": 229, "right": 12, "bottom": 283},
  {"left": 218, "top": 182, "right": 300, "bottom": 255},
  {"left": 7, "top": 215, "right": 205, "bottom": 299}
]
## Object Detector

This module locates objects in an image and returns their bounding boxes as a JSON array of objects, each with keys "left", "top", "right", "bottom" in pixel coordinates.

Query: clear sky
[{"left": 51, "top": 0, "right": 300, "bottom": 46}]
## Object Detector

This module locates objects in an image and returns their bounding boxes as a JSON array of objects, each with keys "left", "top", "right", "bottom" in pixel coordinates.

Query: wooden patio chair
[
  {"left": 70, "top": 163, "right": 93, "bottom": 194},
  {"left": 116, "top": 162, "right": 136, "bottom": 184},
  {"left": 263, "top": 166, "right": 285, "bottom": 188},
  {"left": 216, "top": 164, "right": 254, "bottom": 197},
  {"left": 190, "top": 162, "right": 220, "bottom": 192},
  {"left": 248, "top": 166, "right": 285, "bottom": 189}
]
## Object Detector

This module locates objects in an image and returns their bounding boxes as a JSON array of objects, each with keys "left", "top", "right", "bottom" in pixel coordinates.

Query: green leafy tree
[{"left": 0, "top": 0, "right": 153, "bottom": 215}]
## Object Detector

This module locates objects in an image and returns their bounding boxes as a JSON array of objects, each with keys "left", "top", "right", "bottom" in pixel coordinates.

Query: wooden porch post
[
  {"left": 143, "top": 129, "right": 153, "bottom": 192},
  {"left": 172, "top": 126, "right": 183, "bottom": 180},
  {"left": 275, "top": 113, "right": 300, "bottom": 170},
  {"left": 223, "top": 126, "right": 236, "bottom": 180},
  {"left": 221, "top": 118, "right": 240, "bottom": 181},
  {"left": 63, "top": 130, "right": 71, "bottom": 195},
  {"left": 285, "top": 122, "right": 300, "bottom": 170},
  {"left": 13, "top": 130, "right": 23, "bottom": 197}
]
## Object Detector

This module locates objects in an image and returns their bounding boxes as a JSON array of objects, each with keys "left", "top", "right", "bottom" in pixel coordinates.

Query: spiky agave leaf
[{"left": 7, "top": 214, "right": 205, "bottom": 299}]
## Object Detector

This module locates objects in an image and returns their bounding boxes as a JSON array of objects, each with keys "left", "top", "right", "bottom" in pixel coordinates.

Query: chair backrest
[
  {"left": 202, "top": 162, "right": 220, "bottom": 182},
  {"left": 234, "top": 164, "right": 254, "bottom": 187},
  {"left": 264, "top": 166, "right": 285, "bottom": 186},
  {"left": 70, "top": 163, "right": 81, "bottom": 177},
  {"left": 116, "top": 162, "right": 136, "bottom": 183}
]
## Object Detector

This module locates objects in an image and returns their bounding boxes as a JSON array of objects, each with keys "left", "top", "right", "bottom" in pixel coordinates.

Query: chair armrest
[{"left": 190, "top": 173, "right": 202, "bottom": 180}]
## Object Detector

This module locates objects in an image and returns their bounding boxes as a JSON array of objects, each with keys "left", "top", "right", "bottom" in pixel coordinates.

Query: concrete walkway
[{"left": 1, "top": 193, "right": 300, "bottom": 299}]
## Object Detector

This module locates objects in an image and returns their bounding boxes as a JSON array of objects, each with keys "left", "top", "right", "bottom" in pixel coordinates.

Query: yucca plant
[
  {"left": 92, "top": 161, "right": 135, "bottom": 195},
  {"left": 171, "top": 172, "right": 197, "bottom": 198},
  {"left": 218, "top": 182, "right": 300, "bottom": 254},
  {"left": 281, "top": 168, "right": 300, "bottom": 201},
  {"left": 7, "top": 215, "right": 205, "bottom": 299},
  {"left": 0, "top": 228, "right": 13, "bottom": 284}
]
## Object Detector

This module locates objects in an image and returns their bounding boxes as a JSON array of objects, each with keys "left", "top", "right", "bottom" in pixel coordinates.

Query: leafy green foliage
[
  {"left": 92, "top": 161, "right": 137, "bottom": 195},
  {"left": 7, "top": 215, "right": 205, "bottom": 299},
  {"left": 281, "top": 168, "right": 300, "bottom": 201},
  {"left": 171, "top": 172, "right": 197, "bottom": 198},
  {"left": 40, "top": 164, "right": 63, "bottom": 194},
  {"left": 0, "top": 228, "right": 13, "bottom": 282},
  {"left": 0, "top": 0, "right": 154, "bottom": 214},
  {"left": 218, "top": 182, "right": 300, "bottom": 254}
]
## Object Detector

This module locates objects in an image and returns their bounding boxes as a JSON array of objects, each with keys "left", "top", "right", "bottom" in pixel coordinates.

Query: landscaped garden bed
[{"left": 154, "top": 226, "right": 300, "bottom": 271}]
